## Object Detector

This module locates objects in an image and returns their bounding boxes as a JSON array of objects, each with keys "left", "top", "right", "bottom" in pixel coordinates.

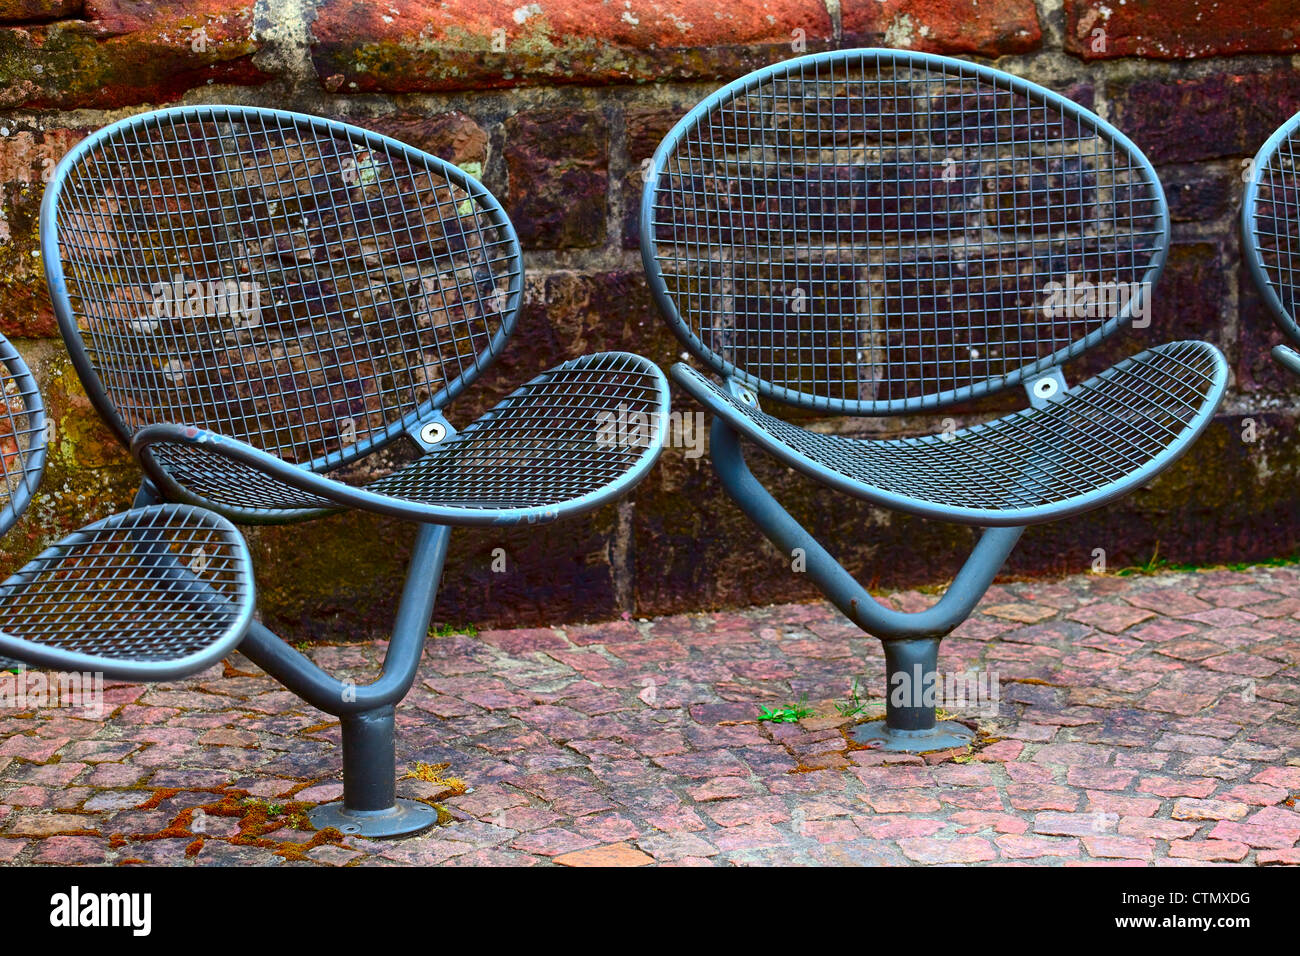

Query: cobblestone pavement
[{"left": 2, "top": 565, "right": 1299, "bottom": 866}]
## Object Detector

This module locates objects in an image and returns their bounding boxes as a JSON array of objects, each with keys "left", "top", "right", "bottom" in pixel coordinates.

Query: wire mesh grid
[
  {"left": 51, "top": 106, "right": 521, "bottom": 470},
  {"left": 140, "top": 352, "right": 667, "bottom": 516},
  {"left": 0, "top": 505, "right": 251, "bottom": 665},
  {"left": 1248, "top": 117, "right": 1300, "bottom": 339},
  {"left": 648, "top": 51, "right": 1165, "bottom": 412},
  {"left": 0, "top": 336, "right": 46, "bottom": 536},
  {"left": 680, "top": 340, "right": 1221, "bottom": 515}
]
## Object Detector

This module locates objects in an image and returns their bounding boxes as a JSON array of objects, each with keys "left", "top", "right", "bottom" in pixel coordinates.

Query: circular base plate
[
  {"left": 851, "top": 718, "right": 974, "bottom": 753},
  {"left": 309, "top": 798, "right": 441, "bottom": 839}
]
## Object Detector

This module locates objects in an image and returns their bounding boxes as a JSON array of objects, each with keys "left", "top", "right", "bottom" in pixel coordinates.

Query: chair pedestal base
[
  {"left": 309, "top": 799, "right": 440, "bottom": 839},
  {"left": 852, "top": 636, "right": 975, "bottom": 753},
  {"left": 226, "top": 524, "right": 455, "bottom": 841},
  {"left": 851, "top": 718, "right": 974, "bottom": 753},
  {"left": 305, "top": 705, "right": 440, "bottom": 839}
]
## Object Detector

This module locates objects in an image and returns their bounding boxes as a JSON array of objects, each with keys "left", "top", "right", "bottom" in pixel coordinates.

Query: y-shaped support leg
[
  {"left": 710, "top": 420, "right": 1024, "bottom": 752},
  {"left": 134, "top": 484, "right": 453, "bottom": 836},
  {"left": 236, "top": 522, "right": 452, "bottom": 837}
]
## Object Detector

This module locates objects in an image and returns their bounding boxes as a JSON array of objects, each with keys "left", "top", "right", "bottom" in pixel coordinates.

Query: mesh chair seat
[
  {"left": 673, "top": 340, "right": 1226, "bottom": 527},
  {"left": 0, "top": 504, "right": 254, "bottom": 680},
  {"left": 132, "top": 351, "right": 670, "bottom": 524}
]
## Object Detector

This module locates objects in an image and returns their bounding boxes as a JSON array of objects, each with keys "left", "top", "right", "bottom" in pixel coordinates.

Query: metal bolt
[{"left": 419, "top": 421, "right": 447, "bottom": 445}]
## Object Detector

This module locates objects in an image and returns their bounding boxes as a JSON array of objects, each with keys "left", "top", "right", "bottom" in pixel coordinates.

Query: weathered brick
[
  {"left": 898, "top": 835, "right": 997, "bottom": 864},
  {"left": 0, "top": 125, "right": 90, "bottom": 336},
  {"left": 504, "top": 109, "right": 608, "bottom": 250},
  {"left": 1066, "top": 0, "right": 1300, "bottom": 60},
  {"left": 0, "top": 1, "right": 269, "bottom": 109},
  {"left": 1168, "top": 839, "right": 1250, "bottom": 862},
  {"left": 1237, "top": 262, "right": 1296, "bottom": 395},
  {"left": 1082, "top": 835, "right": 1155, "bottom": 860},
  {"left": 553, "top": 841, "right": 653, "bottom": 867},
  {"left": 1171, "top": 798, "right": 1250, "bottom": 822},
  {"left": 311, "top": 0, "right": 835, "bottom": 93},
  {"left": 1108, "top": 70, "right": 1300, "bottom": 165},
  {"left": 841, "top": 0, "right": 1041, "bottom": 56},
  {"left": 0, "top": 1, "right": 81, "bottom": 21},
  {"left": 1163, "top": 166, "right": 1233, "bottom": 224},
  {"left": 349, "top": 112, "right": 489, "bottom": 171},
  {"left": 622, "top": 106, "right": 684, "bottom": 250}
]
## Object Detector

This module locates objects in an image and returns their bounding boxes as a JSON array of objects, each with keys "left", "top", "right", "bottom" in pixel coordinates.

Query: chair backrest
[
  {"left": 1244, "top": 110, "right": 1300, "bottom": 344},
  {"left": 641, "top": 49, "right": 1169, "bottom": 414},
  {"left": 42, "top": 105, "right": 523, "bottom": 471},
  {"left": 0, "top": 333, "right": 47, "bottom": 536}
]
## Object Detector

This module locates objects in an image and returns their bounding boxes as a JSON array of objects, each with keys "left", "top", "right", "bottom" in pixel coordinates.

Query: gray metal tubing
[
  {"left": 1273, "top": 345, "right": 1300, "bottom": 377},
  {"left": 236, "top": 522, "right": 451, "bottom": 716},
  {"left": 340, "top": 706, "right": 398, "bottom": 812},
  {"left": 883, "top": 638, "right": 943, "bottom": 731},
  {"left": 710, "top": 419, "right": 1024, "bottom": 640}
]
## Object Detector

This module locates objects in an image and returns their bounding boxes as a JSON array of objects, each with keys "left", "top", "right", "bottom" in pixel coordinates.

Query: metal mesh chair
[
  {"left": 1243, "top": 110, "right": 1300, "bottom": 376},
  {"left": 642, "top": 50, "right": 1227, "bottom": 751},
  {"left": 42, "top": 105, "right": 669, "bottom": 836},
  {"left": 0, "top": 332, "right": 253, "bottom": 680}
]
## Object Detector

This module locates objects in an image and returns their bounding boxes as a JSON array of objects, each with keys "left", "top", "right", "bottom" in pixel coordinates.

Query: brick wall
[{"left": 2, "top": 0, "right": 1299, "bottom": 638}]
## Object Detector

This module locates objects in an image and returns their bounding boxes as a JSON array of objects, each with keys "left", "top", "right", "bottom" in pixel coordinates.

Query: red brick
[
  {"left": 1086, "top": 793, "right": 1162, "bottom": 818},
  {"left": 1008, "top": 784, "right": 1080, "bottom": 812},
  {"left": 1207, "top": 821, "right": 1300, "bottom": 849},
  {"left": 0, "top": 1, "right": 79, "bottom": 20},
  {"left": 348, "top": 112, "right": 489, "bottom": 170},
  {"left": 0, "top": 124, "right": 92, "bottom": 335},
  {"left": 1252, "top": 767, "right": 1300, "bottom": 789},
  {"left": 311, "top": 0, "right": 835, "bottom": 93},
  {"left": 841, "top": 0, "right": 1041, "bottom": 56},
  {"left": 1034, "top": 811, "right": 1115, "bottom": 837},
  {"left": 7, "top": 811, "right": 98, "bottom": 836},
  {"left": 1258, "top": 848, "right": 1300, "bottom": 865},
  {"left": 0, "top": 1, "right": 269, "bottom": 109},
  {"left": 1082, "top": 836, "right": 1155, "bottom": 860},
  {"left": 995, "top": 834, "right": 1081, "bottom": 859},
  {"left": 898, "top": 835, "right": 996, "bottom": 864},
  {"left": 864, "top": 791, "right": 942, "bottom": 814},
  {"left": 1171, "top": 798, "right": 1250, "bottom": 822},
  {"left": 504, "top": 109, "right": 608, "bottom": 251},
  {"left": 1066, "top": 0, "right": 1300, "bottom": 60},
  {"left": 1067, "top": 603, "right": 1154, "bottom": 633},
  {"left": 1066, "top": 767, "right": 1136, "bottom": 791},
  {"left": 1168, "top": 839, "right": 1250, "bottom": 862},
  {"left": 1108, "top": 70, "right": 1300, "bottom": 165},
  {"left": 1117, "top": 817, "right": 1199, "bottom": 841},
  {"left": 622, "top": 106, "right": 683, "bottom": 250},
  {"left": 553, "top": 842, "right": 653, "bottom": 867}
]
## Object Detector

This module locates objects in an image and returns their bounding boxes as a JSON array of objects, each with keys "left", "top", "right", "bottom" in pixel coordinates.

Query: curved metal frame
[
  {"left": 1242, "top": 108, "right": 1300, "bottom": 374},
  {"left": 41, "top": 105, "right": 672, "bottom": 836},
  {"left": 641, "top": 48, "right": 1171, "bottom": 416},
  {"left": 41, "top": 104, "right": 525, "bottom": 475},
  {"left": 642, "top": 49, "right": 1225, "bottom": 752},
  {"left": 0, "top": 335, "right": 47, "bottom": 537}
]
